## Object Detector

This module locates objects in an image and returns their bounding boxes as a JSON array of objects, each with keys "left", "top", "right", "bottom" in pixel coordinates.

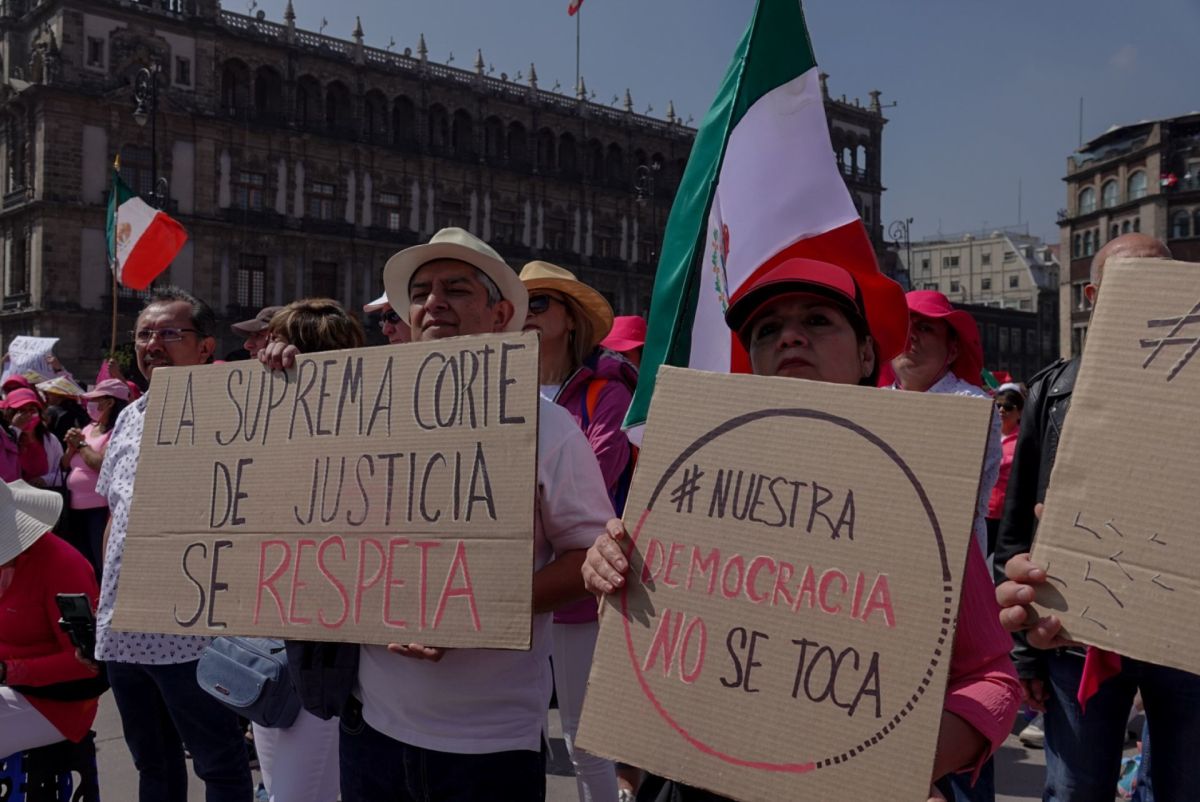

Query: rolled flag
[
  {"left": 568, "top": 0, "right": 583, "bottom": 15},
  {"left": 105, "top": 166, "right": 188, "bottom": 290},
  {"left": 625, "top": 0, "right": 906, "bottom": 432}
]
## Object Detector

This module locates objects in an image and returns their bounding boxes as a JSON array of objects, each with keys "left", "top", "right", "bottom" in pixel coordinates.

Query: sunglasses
[
  {"left": 996, "top": 402, "right": 1017, "bottom": 412},
  {"left": 379, "top": 309, "right": 402, "bottom": 326},
  {"left": 527, "top": 294, "right": 565, "bottom": 315}
]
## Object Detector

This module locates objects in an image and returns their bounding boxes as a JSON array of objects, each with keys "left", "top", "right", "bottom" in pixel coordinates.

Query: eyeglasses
[
  {"left": 132, "top": 327, "right": 200, "bottom": 345},
  {"left": 996, "top": 402, "right": 1017, "bottom": 412},
  {"left": 379, "top": 309, "right": 403, "bottom": 326},
  {"left": 528, "top": 294, "right": 564, "bottom": 315}
]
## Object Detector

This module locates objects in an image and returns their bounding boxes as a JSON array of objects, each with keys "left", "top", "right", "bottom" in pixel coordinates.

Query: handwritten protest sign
[
  {"left": 112, "top": 332, "right": 539, "bottom": 648},
  {"left": 577, "top": 367, "right": 992, "bottom": 801},
  {"left": 2, "top": 336, "right": 58, "bottom": 383},
  {"left": 1032, "top": 258, "right": 1200, "bottom": 673}
]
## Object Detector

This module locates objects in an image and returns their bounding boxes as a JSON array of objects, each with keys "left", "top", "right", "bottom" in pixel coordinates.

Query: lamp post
[
  {"left": 888, "top": 217, "right": 913, "bottom": 289},
  {"left": 132, "top": 62, "right": 169, "bottom": 208},
  {"left": 634, "top": 162, "right": 661, "bottom": 265}
]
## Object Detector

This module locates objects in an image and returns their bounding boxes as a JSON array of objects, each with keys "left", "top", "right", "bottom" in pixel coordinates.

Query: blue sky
[{"left": 254, "top": 0, "right": 1198, "bottom": 243}]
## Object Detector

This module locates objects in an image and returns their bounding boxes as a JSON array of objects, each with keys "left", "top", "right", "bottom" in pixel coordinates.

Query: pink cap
[
  {"left": 82, "top": 378, "right": 132, "bottom": 402},
  {"left": 601, "top": 315, "right": 647, "bottom": 353},
  {"left": 0, "top": 387, "right": 43, "bottom": 410}
]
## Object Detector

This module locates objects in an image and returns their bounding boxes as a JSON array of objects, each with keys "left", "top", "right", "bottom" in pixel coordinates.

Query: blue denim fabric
[
  {"left": 1043, "top": 650, "right": 1200, "bottom": 801},
  {"left": 937, "top": 757, "right": 995, "bottom": 801},
  {"left": 338, "top": 698, "right": 545, "bottom": 801},
  {"left": 107, "top": 660, "right": 252, "bottom": 802}
]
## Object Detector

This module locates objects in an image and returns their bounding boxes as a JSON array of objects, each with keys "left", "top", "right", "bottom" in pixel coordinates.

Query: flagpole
[
  {"left": 110, "top": 155, "right": 120, "bottom": 361},
  {"left": 574, "top": 6, "right": 580, "bottom": 97}
]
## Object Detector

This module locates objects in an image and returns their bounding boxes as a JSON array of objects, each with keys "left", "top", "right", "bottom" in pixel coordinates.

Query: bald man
[{"left": 993, "top": 233, "right": 1196, "bottom": 801}]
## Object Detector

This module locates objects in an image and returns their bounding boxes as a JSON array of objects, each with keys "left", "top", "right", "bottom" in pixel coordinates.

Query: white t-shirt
[{"left": 357, "top": 397, "right": 614, "bottom": 754}]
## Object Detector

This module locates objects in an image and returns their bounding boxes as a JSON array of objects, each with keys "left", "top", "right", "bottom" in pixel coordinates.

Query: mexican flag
[
  {"left": 627, "top": 0, "right": 907, "bottom": 430},
  {"left": 105, "top": 167, "right": 187, "bottom": 290}
]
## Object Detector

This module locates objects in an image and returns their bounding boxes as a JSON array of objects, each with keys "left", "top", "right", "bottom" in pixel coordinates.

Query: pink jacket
[{"left": 552, "top": 349, "right": 637, "bottom": 624}]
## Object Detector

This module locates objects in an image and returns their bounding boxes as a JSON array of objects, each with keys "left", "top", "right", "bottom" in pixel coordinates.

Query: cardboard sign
[
  {"left": 1032, "top": 258, "right": 1200, "bottom": 672},
  {"left": 2, "top": 336, "right": 58, "bottom": 383},
  {"left": 576, "top": 367, "right": 992, "bottom": 801},
  {"left": 112, "top": 332, "right": 539, "bottom": 649}
]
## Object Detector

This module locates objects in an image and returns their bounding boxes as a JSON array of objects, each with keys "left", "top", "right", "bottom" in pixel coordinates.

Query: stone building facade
[
  {"left": 0, "top": 0, "right": 889, "bottom": 376},
  {"left": 1058, "top": 112, "right": 1200, "bottom": 357}
]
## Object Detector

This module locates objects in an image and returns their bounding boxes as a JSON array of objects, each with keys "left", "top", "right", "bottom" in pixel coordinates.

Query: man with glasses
[
  {"left": 94, "top": 287, "right": 253, "bottom": 802},
  {"left": 363, "top": 292, "right": 411, "bottom": 344}
]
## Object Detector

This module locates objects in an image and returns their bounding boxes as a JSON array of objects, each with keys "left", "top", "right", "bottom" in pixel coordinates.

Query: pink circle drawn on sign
[{"left": 618, "top": 408, "right": 954, "bottom": 773}]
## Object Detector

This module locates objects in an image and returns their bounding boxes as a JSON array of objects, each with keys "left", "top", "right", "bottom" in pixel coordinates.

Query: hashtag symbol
[{"left": 669, "top": 464, "right": 705, "bottom": 514}]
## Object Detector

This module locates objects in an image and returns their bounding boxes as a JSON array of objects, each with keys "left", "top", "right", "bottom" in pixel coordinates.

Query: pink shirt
[
  {"left": 66, "top": 423, "right": 110, "bottom": 510},
  {"left": 946, "top": 542, "right": 1022, "bottom": 779},
  {"left": 987, "top": 429, "right": 1019, "bottom": 519}
]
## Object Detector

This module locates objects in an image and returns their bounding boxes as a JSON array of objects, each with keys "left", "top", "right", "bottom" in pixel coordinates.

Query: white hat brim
[
  {"left": 0, "top": 480, "right": 61, "bottom": 564},
  {"left": 362, "top": 293, "right": 389, "bottom": 314},
  {"left": 383, "top": 242, "right": 527, "bottom": 332}
]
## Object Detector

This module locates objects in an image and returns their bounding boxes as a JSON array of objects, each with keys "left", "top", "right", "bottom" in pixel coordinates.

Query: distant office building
[
  {"left": 1058, "top": 112, "right": 1200, "bottom": 357},
  {"left": 899, "top": 228, "right": 1059, "bottom": 379}
]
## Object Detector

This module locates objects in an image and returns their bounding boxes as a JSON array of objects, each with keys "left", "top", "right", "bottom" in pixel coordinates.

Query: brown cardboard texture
[
  {"left": 1031, "top": 258, "right": 1200, "bottom": 672},
  {"left": 576, "top": 367, "right": 992, "bottom": 801},
  {"left": 111, "top": 331, "right": 539, "bottom": 649}
]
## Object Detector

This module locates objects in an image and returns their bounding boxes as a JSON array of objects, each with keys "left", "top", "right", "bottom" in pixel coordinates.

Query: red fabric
[
  {"left": 1077, "top": 647, "right": 1123, "bottom": 712},
  {"left": 0, "top": 533, "right": 101, "bottom": 742},
  {"left": 905, "top": 291, "right": 985, "bottom": 387},
  {"left": 18, "top": 431, "right": 48, "bottom": 482},
  {"left": 987, "top": 429, "right": 1019, "bottom": 519},
  {"left": 727, "top": 220, "right": 910, "bottom": 365},
  {"left": 120, "top": 211, "right": 187, "bottom": 290},
  {"left": 946, "top": 542, "right": 1024, "bottom": 780}
]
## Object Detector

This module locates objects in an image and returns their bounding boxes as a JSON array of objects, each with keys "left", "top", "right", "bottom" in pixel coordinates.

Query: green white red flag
[
  {"left": 626, "top": 0, "right": 906, "bottom": 430},
  {"left": 105, "top": 165, "right": 187, "bottom": 290}
]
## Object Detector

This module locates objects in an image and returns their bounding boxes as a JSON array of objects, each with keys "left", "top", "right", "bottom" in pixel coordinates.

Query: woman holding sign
[{"left": 583, "top": 258, "right": 1021, "bottom": 801}]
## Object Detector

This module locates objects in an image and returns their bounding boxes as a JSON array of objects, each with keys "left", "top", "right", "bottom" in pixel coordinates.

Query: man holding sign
[
  {"left": 583, "top": 258, "right": 1020, "bottom": 800},
  {"left": 94, "top": 288, "right": 253, "bottom": 802},
  {"left": 327, "top": 228, "right": 614, "bottom": 801}
]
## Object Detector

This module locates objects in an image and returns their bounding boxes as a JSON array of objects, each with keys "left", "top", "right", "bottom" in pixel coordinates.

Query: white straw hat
[
  {"left": 0, "top": 479, "right": 61, "bottom": 564},
  {"left": 382, "top": 227, "right": 527, "bottom": 331}
]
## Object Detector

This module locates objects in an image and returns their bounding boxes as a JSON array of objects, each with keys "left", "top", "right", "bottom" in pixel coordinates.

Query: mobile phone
[{"left": 56, "top": 593, "right": 97, "bottom": 663}]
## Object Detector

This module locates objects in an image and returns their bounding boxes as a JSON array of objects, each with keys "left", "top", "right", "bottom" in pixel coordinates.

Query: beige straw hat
[
  {"left": 0, "top": 479, "right": 62, "bottom": 564},
  {"left": 519, "top": 261, "right": 615, "bottom": 349}
]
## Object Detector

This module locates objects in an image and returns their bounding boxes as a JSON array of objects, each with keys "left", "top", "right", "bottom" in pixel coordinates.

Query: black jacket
[{"left": 992, "top": 356, "right": 1079, "bottom": 678}]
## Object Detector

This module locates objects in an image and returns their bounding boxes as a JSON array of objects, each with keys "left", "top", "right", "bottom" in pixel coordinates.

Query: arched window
[
  {"left": 856, "top": 144, "right": 868, "bottom": 178},
  {"left": 536, "top": 128, "right": 556, "bottom": 172},
  {"left": 1170, "top": 210, "right": 1190, "bottom": 239},
  {"left": 606, "top": 143, "right": 624, "bottom": 186},
  {"left": 253, "top": 66, "right": 283, "bottom": 119},
  {"left": 841, "top": 147, "right": 853, "bottom": 176},
  {"left": 392, "top": 96, "right": 416, "bottom": 147},
  {"left": 1109, "top": 223, "right": 1119, "bottom": 241},
  {"left": 363, "top": 90, "right": 388, "bottom": 142},
  {"left": 1133, "top": 218, "right": 1140, "bottom": 233},
  {"left": 1194, "top": 209, "right": 1200, "bottom": 238},
  {"left": 506, "top": 122, "right": 528, "bottom": 165},
  {"left": 1127, "top": 170, "right": 1147, "bottom": 201},
  {"left": 1101, "top": 179, "right": 1119, "bottom": 209},
  {"left": 1078, "top": 187, "right": 1096, "bottom": 215},
  {"left": 324, "top": 81, "right": 351, "bottom": 132},
  {"left": 1083, "top": 230, "right": 1094, "bottom": 255},
  {"left": 427, "top": 105, "right": 448, "bottom": 152},
  {"left": 559, "top": 133, "right": 577, "bottom": 176},
  {"left": 451, "top": 110, "right": 474, "bottom": 158},
  {"left": 483, "top": 117, "right": 504, "bottom": 161},
  {"left": 1072, "top": 234, "right": 1082, "bottom": 258},
  {"left": 1121, "top": 220, "right": 1131, "bottom": 234},
  {"left": 295, "top": 75, "right": 321, "bottom": 127},
  {"left": 586, "top": 139, "right": 604, "bottom": 182},
  {"left": 221, "top": 59, "right": 250, "bottom": 114}
]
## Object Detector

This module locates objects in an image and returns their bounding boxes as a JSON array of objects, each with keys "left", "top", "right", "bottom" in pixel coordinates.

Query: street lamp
[
  {"left": 888, "top": 217, "right": 913, "bottom": 288},
  {"left": 634, "top": 163, "right": 662, "bottom": 266},
  {"left": 132, "top": 62, "right": 169, "bottom": 208}
]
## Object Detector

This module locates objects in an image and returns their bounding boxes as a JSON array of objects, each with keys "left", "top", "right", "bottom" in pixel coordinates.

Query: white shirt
[
  {"left": 357, "top": 397, "right": 614, "bottom": 754},
  {"left": 95, "top": 395, "right": 212, "bottom": 664},
  {"left": 887, "top": 373, "right": 1001, "bottom": 555}
]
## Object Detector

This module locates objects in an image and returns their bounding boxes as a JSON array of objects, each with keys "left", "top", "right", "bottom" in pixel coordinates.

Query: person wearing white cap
[
  {"left": 363, "top": 292, "right": 411, "bottom": 345},
  {"left": 0, "top": 479, "right": 102, "bottom": 756},
  {"left": 329, "top": 228, "right": 613, "bottom": 802}
]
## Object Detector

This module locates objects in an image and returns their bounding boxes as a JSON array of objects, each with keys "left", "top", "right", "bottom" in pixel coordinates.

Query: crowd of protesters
[{"left": 0, "top": 229, "right": 1190, "bottom": 802}]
